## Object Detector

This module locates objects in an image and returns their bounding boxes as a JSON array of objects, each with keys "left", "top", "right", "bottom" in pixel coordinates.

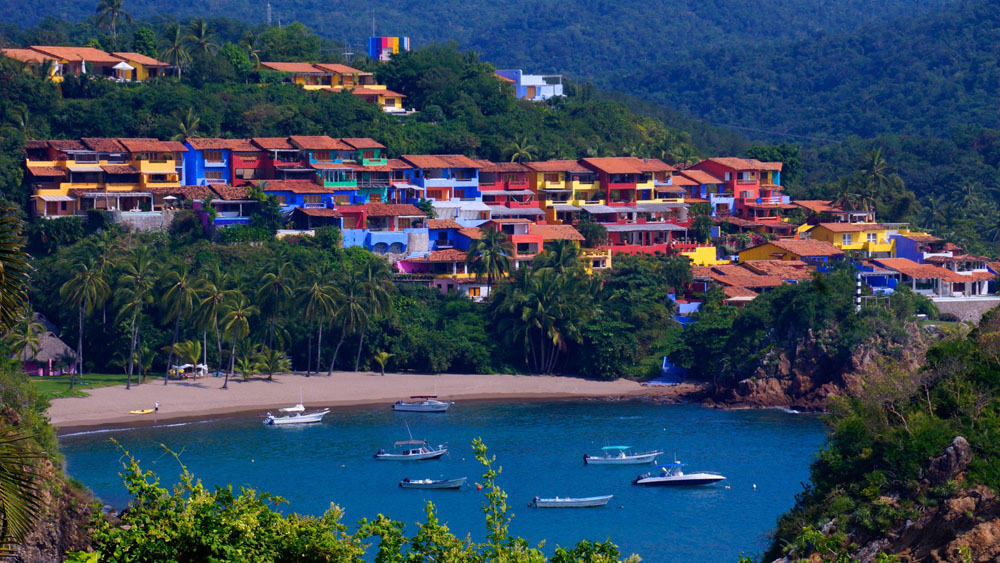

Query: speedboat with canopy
[
  {"left": 584, "top": 445, "right": 663, "bottom": 465},
  {"left": 633, "top": 460, "right": 726, "bottom": 486}
]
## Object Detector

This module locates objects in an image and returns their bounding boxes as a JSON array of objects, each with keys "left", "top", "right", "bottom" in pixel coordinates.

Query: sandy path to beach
[{"left": 48, "top": 371, "right": 701, "bottom": 431}]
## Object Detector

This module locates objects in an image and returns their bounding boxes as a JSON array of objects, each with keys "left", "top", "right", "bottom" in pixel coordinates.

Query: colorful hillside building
[
  {"left": 257, "top": 62, "right": 406, "bottom": 112},
  {"left": 805, "top": 223, "right": 895, "bottom": 257},
  {"left": 476, "top": 161, "right": 544, "bottom": 221},
  {"left": 494, "top": 70, "right": 565, "bottom": 101},
  {"left": 689, "top": 158, "right": 794, "bottom": 233},
  {"left": 675, "top": 169, "right": 733, "bottom": 217},
  {"left": 183, "top": 138, "right": 239, "bottom": 186},
  {"left": 400, "top": 155, "right": 489, "bottom": 225},
  {"left": 369, "top": 37, "right": 410, "bottom": 62},
  {"left": 111, "top": 52, "right": 170, "bottom": 81},
  {"left": 739, "top": 239, "right": 844, "bottom": 265},
  {"left": 2, "top": 47, "right": 168, "bottom": 82}
]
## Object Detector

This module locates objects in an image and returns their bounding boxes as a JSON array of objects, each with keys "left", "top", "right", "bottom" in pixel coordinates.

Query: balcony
[{"left": 137, "top": 160, "right": 178, "bottom": 174}]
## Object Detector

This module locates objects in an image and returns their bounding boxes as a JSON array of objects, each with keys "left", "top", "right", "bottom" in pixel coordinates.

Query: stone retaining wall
[{"left": 933, "top": 298, "right": 1000, "bottom": 323}]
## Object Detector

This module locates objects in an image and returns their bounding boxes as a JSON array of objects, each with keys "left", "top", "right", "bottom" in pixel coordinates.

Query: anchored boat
[
  {"left": 399, "top": 477, "right": 467, "bottom": 489},
  {"left": 584, "top": 445, "right": 663, "bottom": 465},
  {"left": 633, "top": 461, "right": 726, "bottom": 486},
  {"left": 263, "top": 409, "right": 329, "bottom": 426},
  {"left": 374, "top": 439, "right": 447, "bottom": 460},
  {"left": 393, "top": 396, "right": 453, "bottom": 413},
  {"left": 529, "top": 495, "right": 613, "bottom": 508}
]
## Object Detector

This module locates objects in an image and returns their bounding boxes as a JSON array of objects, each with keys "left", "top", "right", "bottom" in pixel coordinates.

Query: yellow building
[
  {"left": 739, "top": 239, "right": 845, "bottom": 264},
  {"left": 805, "top": 223, "right": 895, "bottom": 257},
  {"left": 112, "top": 52, "right": 170, "bottom": 81},
  {"left": 258, "top": 61, "right": 406, "bottom": 112},
  {"left": 524, "top": 160, "right": 601, "bottom": 224},
  {"left": 679, "top": 244, "right": 728, "bottom": 266}
]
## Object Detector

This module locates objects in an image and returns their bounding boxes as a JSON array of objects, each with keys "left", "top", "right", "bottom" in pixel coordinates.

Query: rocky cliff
[{"left": 12, "top": 459, "right": 93, "bottom": 563}]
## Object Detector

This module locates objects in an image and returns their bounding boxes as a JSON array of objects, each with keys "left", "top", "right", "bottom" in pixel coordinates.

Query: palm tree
[
  {"left": 219, "top": 292, "right": 257, "bottom": 389},
  {"left": 0, "top": 429, "right": 44, "bottom": 556},
  {"left": 235, "top": 355, "right": 259, "bottom": 382},
  {"left": 0, "top": 206, "right": 30, "bottom": 332},
  {"left": 6, "top": 105, "right": 38, "bottom": 139},
  {"left": 354, "top": 261, "right": 393, "bottom": 372},
  {"left": 116, "top": 246, "right": 157, "bottom": 390},
  {"left": 505, "top": 136, "right": 538, "bottom": 163},
  {"left": 160, "top": 23, "right": 190, "bottom": 79},
  {"left": 327, "top": 267, "right": 368, "bottom": 376},
  {"left": 59, "top": 258, "right": 110, "bottom": 389},
  {"left": 255, "top": 347, "right": 290, "bottom": 381},
  {"left": 533, "top": 240, "right": 581, "bottom": 274},
  {"left": 184, "top": 19, "right": 219, "bottom": 56},
  {"left": 240, "top": 32, "right": 261, "bottom": 67},
  {"left": 195, "top": 267, "right": 231, "bottom": 373},
  {"left": 170, "top": 108, "right": 201, "bottom": 142},
  {"left": 95, "top": 0, "right": 132, "bottom": 45},
  {"left": 373, "top": 351, "right": 393, "bottom": 376},
  {"left": 6, "top": 313, "right": 43, "bottom": 362},
  {"left": 169, "top": 339, "right": 202, "bottom": 371},
  {"left": 161, "top": 266, "right": 197, "bottom": 385},
  {"left": 664, "top": 144, "right": 699, "bottom": 167},
  {"left": 856, "top": 147, "right": 896, "bottom": 203},
  {"left": 466, "top": 228, "right": 513, "bottom": 293},
  {"left": 256, "top": 262, "right": 293, "bottom": 350},
  {"left": 299, "top": 273, "right": 337, "bottom": 375}
]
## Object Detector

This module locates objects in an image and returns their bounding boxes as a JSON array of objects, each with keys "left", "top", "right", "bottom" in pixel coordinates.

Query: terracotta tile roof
[
  {"left": 458, "top": 227, "right": 484, "bottom": 240},
  {"left": 494, "top": 72, "right": 516, "bottom": 83},
  {"left": 706, "top": 264, "right": 785, "bottom": 288},
  {"left": 523, "top": 160, "right": 588, "bottom": 173},
  {"left": 25, "top": 140, "right": 49, "bottom": 150},
  {"left": 211, "top": 185, "right": 250, "bottom": 200},
  {"left": 723, "top": 286, "right": 759, "bottom": 299},
  {"left": 714, "top": 216, "right": 760, "bottom": 228},
  {"left": 26, "top": 166, "right": 66, "bottom": 178},
  {"left": 669, "top": 175, "right": 698, "bottom": 186},
  {"left": 2, "top": 48, "right": 57, "bottom": 63},
  {"left": 295, "top": 207, "right": 342, "bottom": 218},
  {"left": 743, "top": 202, "right": 798, "bottom": 210},
  {"left": 406, "top": 249, "right": 470, "bottom": 263},
  {"left": 491, "top": 218, "right": 531, "bottom": 224},
  {"left": 529, "top": 224, "right": 584, "bottom": 241},
  {"left": 30, "top": 46, "right": 121, "bottom": 63},
  {"left": 252, "top": 137, "right": 295, "bottom": 150},
  {"left": 740, "top": 260, "right": 814, "bottom": 281},
  {"left": 386, "top": 158, "right": 412, "bottom": 169},
  {"left": 47, "top": 139, "right": 86, "bottom": 152},
  {"left": 475, "top": 160, "right": 529, "bottom": 173},
  {"left": 700, "top": 157, "right": 758, "bottom": 170},
  {"left": 691, "top": 265, "right": 713, "bottom": 279},
  {"left": 896, "top": 232, "right": 942, "bottom": 242},
  {"left": 68, "top": 188, "right": 104, "bottom": 196},
  {"left": 365, "top": 203, "right": 425, "bottom": 217},
  {"left": 636, "top": 158, "right": 676, "bottom": 172},
  {"left": 259, "top": 61, "right": 325, "bottom": 74},
  {"left": 347, "top": 163, "right": 394, "bottom": 172},
  {"left": 339, "top": 137, "right": 385, "bottom": 150},
  {"left": 678, "top": 170, "right": 724, "bottom": 185},
  {"left": 349, "top": 87, "right": 406, "bottom": 97},
  {"left": 794, "top": 200, "right": 837, "bottom": 214},
  {"left": 427, "top": 219, "right": 463, "bottom": 229},
  {"left": 753, "top": 160, "right": 783, "bottom": 171},
  {"left": 186, "top": 138, "right": 242, "bottom": 150},
  {"left": 148, "top": 185, "right": 215, "bottom": 199},
  {"left": 813, "top": 222, "right": 884, "bottom": 233},
  {"left": 872, "top": 258, "right": 971, "bottom": 282},
  {"left": 313, "top": 63, "right": 367, "bottom": 75},
  {"left": 923, "top": 254, "right": 990, "bottom": 264},
  {"left": 227, "top": 139, "right": 258, "bottom": 152},
  {"left": 401, "top": 154, "right": 481, "bottom": 169},
  {"left": 81, "top": 138, "right": 125, "bottom": 153},
  {"left": 100, "top": 164, "right": 139, "bottom": 174},
  {"left": 112, "top": 52, "right": 168, "bottom": 67},
  {"left": 117, "top": 138, "right": 187, "bottom": 153},
  {"left": 289, "top": 136, "right": 352, "bottom": 151},
  {"left": 260, "top": 180, "right": 331, "bottom": 194},
  {"left": 580, "top": 157, "right": 643, "bottom": 175},
  {"left": 764, "top": 239, "right": 845, "bottom": 258}
]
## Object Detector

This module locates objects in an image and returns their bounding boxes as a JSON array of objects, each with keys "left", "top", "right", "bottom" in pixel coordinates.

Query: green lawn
[{"left": 31, "top": 372, "right": 162, "bottom": 400}]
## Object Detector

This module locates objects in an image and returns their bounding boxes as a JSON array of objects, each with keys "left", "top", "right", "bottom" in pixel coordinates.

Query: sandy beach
[{"left": 47, "top": 371, "right": 703, "bottom": 432}]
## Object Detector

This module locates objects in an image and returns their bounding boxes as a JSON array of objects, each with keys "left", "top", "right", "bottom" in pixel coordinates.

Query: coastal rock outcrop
[{"left": 13, "top": 460, "right": 93, "bottom": 563}]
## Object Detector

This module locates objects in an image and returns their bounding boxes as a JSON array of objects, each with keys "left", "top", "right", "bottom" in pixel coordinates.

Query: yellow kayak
[{"left": 129, "top": 409, "right": 154, "bottom": 415}]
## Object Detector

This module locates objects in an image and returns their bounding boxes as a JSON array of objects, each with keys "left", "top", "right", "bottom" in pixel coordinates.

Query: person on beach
[{"left": 154, "top": 401, "right": 159, "bottom": 412}]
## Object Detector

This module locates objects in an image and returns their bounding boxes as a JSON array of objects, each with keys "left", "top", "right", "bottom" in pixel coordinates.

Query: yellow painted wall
[
  {"left": 739, "top": 243, "right": 801, "bottom": 262},
  {"left": 681, "top": 246, "right": 727, "bottom": 266}
]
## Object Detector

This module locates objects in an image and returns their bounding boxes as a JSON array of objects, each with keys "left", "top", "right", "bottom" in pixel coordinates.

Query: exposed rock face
[
  {"left": 12, "top": 460, "right": 93, "bottom": 563},
  {"left": 928, "top": 437, "right": 973, "bottom": 486},
  {"left": 709, "top": 322, "right": 931, "bottom": 412}
]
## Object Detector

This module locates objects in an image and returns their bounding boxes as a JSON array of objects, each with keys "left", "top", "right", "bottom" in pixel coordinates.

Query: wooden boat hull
[
  {"left": 399, "top": 477, "right": 467, "bottom": 489},
  {"left": 584, "top": 451, "right": 662, "bottom": 465},
  {"left": 530, "top": 495, "right": 613, "bottom": 508}
]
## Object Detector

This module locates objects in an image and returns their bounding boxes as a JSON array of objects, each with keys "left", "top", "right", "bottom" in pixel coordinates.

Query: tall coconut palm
[
  {"left": 327, "top": 267, "right": 367, "bottom": 376},
  {"left": 505, "top": 136, "right": 538, "bottom": 163},
  {"left": 533, "top": 239, "right": 581, "bottom": 274},
  {"left": 299, "top": 273, "right": 337, "bottom": 375},
  {"left": 354, "top": 261, "right": 393, "bottom": 372},
  {"left": 95, "top": 0, "right": 132, "bottom": 45},
  {"left": 59, "top": 258, "right": 110, "bottom": 389},
  {"left": 161, "top": 266, "right": 198, "bottom": 386},
  {"left": 256, "top": 261, "right": 293, "bottom": 350},
  {"left": 856, "top": 147, "right": 897, "bottom": 203},
  {"left": 195, "top": 271, "right": 231, "bottom": 373},
  {"left": 116, "top": 246, "right": 157, "bottom": 390},
  {"left": 160, "top": 23, "right": 190, "bottom": 79},
  {"left": 0, "top": 206, "right": 30, "bottom": 332},
  {"left": 240, "top": 32, "right": 261, "bottom": 67},
  {"left": 184, "top": 18, "right": 218, "bottom": 56},
  {"left": 466, "top": 228, "right": 513, "bottom": 293},
  {"left": 170, "top": 108, "right": 201, "bottom": 142},
  {"left": 219, "top": 292, "right": 257, "bottom": 389},
  {"left": 5, "top": 313, "right": 43, "bottom": 363}
]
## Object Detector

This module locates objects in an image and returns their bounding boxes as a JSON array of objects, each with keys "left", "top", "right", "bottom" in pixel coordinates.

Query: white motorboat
[
  {"left": 279, "top": 403, "right": 305, "bottom": 413},
  {"left": 374, "top": 439, "right": 448, "bottom": 460},
  {"left": 584, "top": 445, "right": 663, "bottom": 465},
  {"left": 263, "top": 409, "right": 329, "bottom": 426},
  {"left": 633, "top": 461, "right": 726, "bottom": 486},
  {"left": 399, "top": 477, "right": 467, "bottom": 489},
  {"left": 393, "top": 396, "right": 453, "bottom": 412},
  {"left": 529, "top": 495, "right": 613, "bottom": 508}
]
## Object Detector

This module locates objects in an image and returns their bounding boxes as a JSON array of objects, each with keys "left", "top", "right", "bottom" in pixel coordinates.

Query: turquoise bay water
[{"left": 60, "top": 401, "right": 825, "bottom": 561}]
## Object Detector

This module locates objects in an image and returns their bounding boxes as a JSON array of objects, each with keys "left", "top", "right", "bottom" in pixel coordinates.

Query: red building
[
  {"left": 475, "top": 161, "right": 544, "bottom": 221},
  {"left": 688, "top": 158, "right": 793, "bottom": 227}
]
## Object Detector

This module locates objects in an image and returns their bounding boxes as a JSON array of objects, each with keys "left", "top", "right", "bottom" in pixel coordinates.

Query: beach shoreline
[{"left": 48, "top": 371, "right": 705, "bottom": 434}]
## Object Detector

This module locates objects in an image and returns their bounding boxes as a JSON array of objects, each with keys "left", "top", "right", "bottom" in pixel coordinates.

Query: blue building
[
  {"left": 260, "top": 180, "right": 340, "bottom": 213},
  {"left": 183, "top": 138, "right": 240, "bottom": 186},
  {"left": 495, "top": 70, "right": 565, "bottom": 101}
]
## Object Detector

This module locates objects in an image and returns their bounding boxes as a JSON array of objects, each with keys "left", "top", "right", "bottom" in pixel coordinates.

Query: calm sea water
[{"left": 60, "top": 401, "right": 825, "bottom": 562}]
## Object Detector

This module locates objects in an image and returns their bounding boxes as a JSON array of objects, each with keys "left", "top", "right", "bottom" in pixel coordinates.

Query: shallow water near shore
[{"left": 61, "top": 401, "right": 825, "bottom": 561}]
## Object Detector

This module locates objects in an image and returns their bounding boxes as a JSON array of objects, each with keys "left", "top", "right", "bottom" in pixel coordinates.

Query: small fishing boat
[
  {"left": 529, "top": 495, "right": 613, "bottom": 508},
  {"left": 584, "top": 445, "right": 663, "bottom": 465},
  {"left": 633, "top": 461, "right": 726, "bottom": 486},
  {"left": 129, "top": 409, "right": 154, "bottom": 415},
  {"left": 263, "top": 409, "right": 329, "bottom": 426},
  {"left": 399, "top": 477, "right": 467, "bottom": 489},
  {"left": 374, "top": 439, "right": 447, "bottom": 460},
  {"left": 280, "top": 391, "right": 306, "bottom": 413},
  {"left": 393, "top": 396, "right": 453, "bottom": 413}
]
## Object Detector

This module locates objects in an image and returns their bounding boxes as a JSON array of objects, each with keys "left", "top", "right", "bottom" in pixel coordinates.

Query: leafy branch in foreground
[{"left": 0, "top": 429, "right": 45, "bottom": 557}]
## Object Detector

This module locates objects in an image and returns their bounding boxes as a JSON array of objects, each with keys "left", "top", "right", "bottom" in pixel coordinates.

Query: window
[
  {"left": 867, "top": 233, "right": 878, "bottom": 243},
  {"left": 205, "top": 170, "right": 224, "bottom": 180},
  {"left": 313, "top": 151, "right": 330, "bottom": 162},
  {"left": 842, "top": 234, "right": 852, "bottom": 245},
  {"left": 303, "top": 195, "right": 322, "bottom": 204},
  {"left": 204, "top": 151, "right": 223, "bottom": 163},
  {"left": 334, "top": 195, "right": 351, "bottom": 205},
  {"left": 468, "top": 287, "right": 480, "bottom": 298},
  {"left": 369, "top": 194, "right": 381, "bottom": 203},
  {"left": 725, "top": 172, "right": 731, "bottom": 181},
  {"left": 363, "top": 150, "right": 375, "bottom": 160},
  {"left": 236, "top": 152, "right": 258, "bottom": 162},
  {"left": 235, "top": 168, "right": 256, "bottom": 180},
  {"left": 437, "top": 230, "right": 449, "bottom": 243},
  {"left": 545, "top": 173, "right": 560, "bottom": 183}
]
